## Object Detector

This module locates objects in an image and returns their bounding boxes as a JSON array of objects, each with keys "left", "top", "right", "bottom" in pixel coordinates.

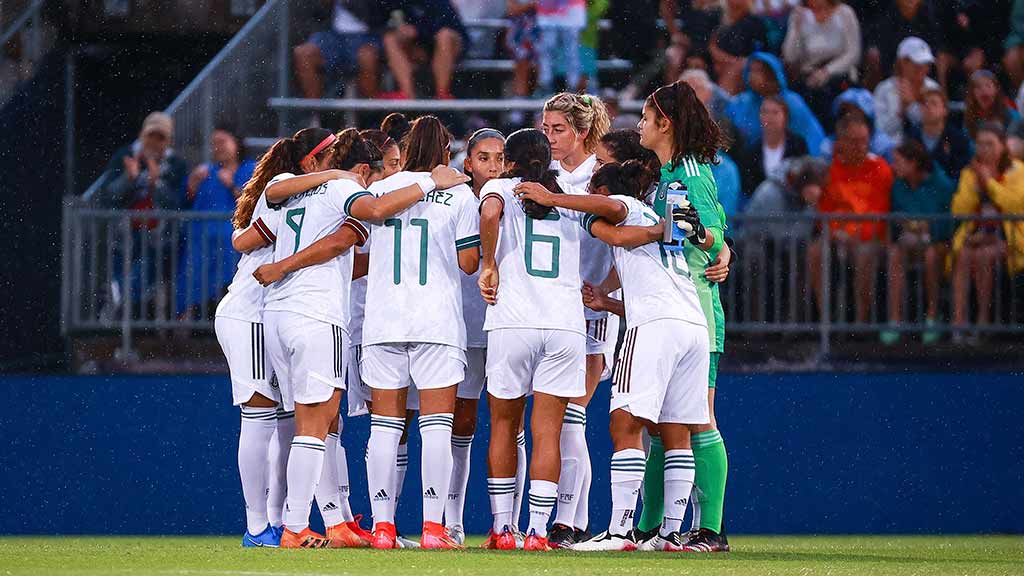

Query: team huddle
[{"left": 215, "top": 82, "right": 732, "bottom": 552}]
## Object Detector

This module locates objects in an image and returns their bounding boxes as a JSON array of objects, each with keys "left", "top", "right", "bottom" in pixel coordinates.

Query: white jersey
[
  {"left": 554, "top": 154, "right": 611, "bottom": 321},
  {"left": 216, "top": 189, "right": 283, "bottom": 323},
  {"left": 263, "top": 175, "right": 372, "bottom": 329},
  {"left": 363, "top": 171, "right": 481, "bottom": 348},
  {"left": 461, "top": 268, "right": 487, "bottom": 348},
  {"left": 481, "top": 177, "right": 586, "bottom": 336},
  {"left": 594, "top": 195, "right": 706, "bottom": 330}
]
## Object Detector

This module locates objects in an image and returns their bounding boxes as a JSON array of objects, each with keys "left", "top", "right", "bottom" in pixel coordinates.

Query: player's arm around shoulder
[{"left": 587, "top": 196, "right": 664, "bottom": 249}]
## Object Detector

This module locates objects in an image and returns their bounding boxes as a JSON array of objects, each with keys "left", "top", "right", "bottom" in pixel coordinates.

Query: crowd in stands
[{"left": 89, "top": 0, "right": 1024, "bottom": 341}]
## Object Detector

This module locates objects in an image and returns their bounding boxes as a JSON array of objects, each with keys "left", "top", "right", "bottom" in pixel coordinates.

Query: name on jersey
[
  {"left": 420, "top": 189, "right": 454, "bottom": 206},
  {"left": 293, "top": 184, "right": 331, "bottom": 200}
]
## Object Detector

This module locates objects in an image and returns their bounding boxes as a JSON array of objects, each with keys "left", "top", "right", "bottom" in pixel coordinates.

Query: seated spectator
[
  {"left": 736, "top": 96, "right": 809, "bottom": 200},
  {"left": 577, "top": 0, "right": 610, "bottom": 92},
  {"left": 873, "top": 37, "right": 941, "bottom": 146},
  {"left": 744, "top": 155, "right": 827, "bottom": 241},
  {"left": 91, "top": 112, "right": 187, "bottom": 212},
  {"left": 505, "top": 0, "right": 539, "bottom": 106},
  {"left": 936, "top": 1, "right": 1006, "bottom": 99},
  {"left": 819, "top": 88, "right": 897, "bottom": 162},
  {"left": 710, "top": 0, "right": 769, "bottom": 95},
  {"left": 964, "top": 70, "right": 1021, "bottom": 140},
  {"left": 1004, "top": 0, "right": 1024, "bottom": 90},
  {"left": 863, "top": 0, "right": 944, "bottom": 89},
  {"left": 680, "top": 68, "right": 734, "bottom": 136},
  {"left": 293, "top": 1, "right": 385, "bottom": 100},
  {"left": 727, "top": 52, "right": 826, "bottom": 158},
  {"left": 781, "top": 0, "right": 861, "bottom": 122},
  {"left": 382, "top": 0, "right": 467, "bottom": 99},
  {"left": 535, "top": 0, "right": 585, "bottom": 95},
  {"left": 752, "top": 0, "right": 800, "bottom": 52},
  {"left": 904, "top": 87, "right": 972, "bottom": 182},
  {"left": 882, "top": 139, "right": 955, "bottom": 345},
  {"left": 951, "top": 122, "right": 1024, "bottom": 335},
  {"left": 809, "top": 113, "right": 893, "bottom": 324},
  {"left": 714, "top": 150, "right": 743, "bottom": 218},
  {"left": 1008, "top": 119, "right": 1024, "bottom": 161},
  {"left": 178, "top": 125, "right": 255, "bottom": 319}
]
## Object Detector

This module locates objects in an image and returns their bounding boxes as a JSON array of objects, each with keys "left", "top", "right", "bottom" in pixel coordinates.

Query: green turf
[{"left": 0, "top": 536, "right": 1021, "bottom": 576}]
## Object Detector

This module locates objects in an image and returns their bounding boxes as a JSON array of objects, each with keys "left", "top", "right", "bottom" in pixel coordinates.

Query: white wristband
[{"left": 417, "top": 175, "right": 436, "bottom": 195}]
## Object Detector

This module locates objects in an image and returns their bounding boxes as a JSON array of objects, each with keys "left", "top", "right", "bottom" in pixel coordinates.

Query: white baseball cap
[{"left": 897, "top": 37, "right": 935, "bottom": 65}]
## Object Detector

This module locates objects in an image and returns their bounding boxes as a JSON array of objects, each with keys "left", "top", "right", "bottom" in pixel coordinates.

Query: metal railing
[{"left": 62, "top": 206, "right": 1024, "bottom": 356}]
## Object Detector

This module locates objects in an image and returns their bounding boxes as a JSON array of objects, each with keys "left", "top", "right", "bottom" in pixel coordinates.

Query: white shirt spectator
[{"left": 782, "top": 4, "right": 861, "bottom": 80}]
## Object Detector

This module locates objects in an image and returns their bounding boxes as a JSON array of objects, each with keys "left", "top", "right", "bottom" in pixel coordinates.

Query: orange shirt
[{"left": 821, "top": 154, "right": 894, "bottom": 241}]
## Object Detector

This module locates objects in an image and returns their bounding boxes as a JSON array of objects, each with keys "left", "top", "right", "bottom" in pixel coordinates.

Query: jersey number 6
[{"left": 525, "top": 211, "right": 560, "bottom": 279}]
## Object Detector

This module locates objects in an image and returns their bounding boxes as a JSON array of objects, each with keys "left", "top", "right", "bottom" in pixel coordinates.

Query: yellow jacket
[{"left": 950, "top": 159, "right": 1024, "bottom": 276}]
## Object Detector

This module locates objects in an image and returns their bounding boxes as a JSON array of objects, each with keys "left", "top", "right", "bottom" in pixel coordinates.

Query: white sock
[
  {"left": 512, "top": 431, "right": 527, "bottom": 530},
  {"left": 396, "top": 442, "right": 409, "bottom": 508},
  {"left": 446, "top": 434, "right": 474, "bottom": 528},
  {"left": 553, "top": 404, "right": 586, "bottom": 527},
  {"left": 267, "top": 409, "right": 294, "bottom": 527},
  {"left": 239, "top": 406, "right": 277, "bottom": 535},
  {"left": 488, "top": 477, "right": 516, "bottom": 533},
  {"left": 527, "top": 479, "right": 558, "bottom": 535},
  {"left": 608, "top": 448, "right": 645, "bottom": 536},
  {"left": 367, "top": 415, "right": 404, "bottom": 525},
  {"left": 689, "top": 486, "right": 702, "bottom": 531},
  {"left": 418, "top": 413, "right": 454, "bottom": 524},
  {"left": 573, "top": 413, "right": 591, "bottom": 531},
  {"left": 315, "top": 432, "right": 344, "bottom": 528},
  {"left": 660, "top": 449, "right": 695, "bottom": 537},
  {"left": 284, "top": 436, "right": 326, "bottom": 533}
]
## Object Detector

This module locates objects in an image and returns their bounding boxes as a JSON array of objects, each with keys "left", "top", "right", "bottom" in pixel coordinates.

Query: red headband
[
  {"left": 652, "top": 92, "right": 670, "bottom": 123},
  {"left": 303, "top": 133, "right": 337, "bottom": 163}
]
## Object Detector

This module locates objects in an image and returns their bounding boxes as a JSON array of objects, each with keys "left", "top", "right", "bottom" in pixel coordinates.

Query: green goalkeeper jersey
[{"left": 653, "top": 157, "right": 727, "bottom": 353}]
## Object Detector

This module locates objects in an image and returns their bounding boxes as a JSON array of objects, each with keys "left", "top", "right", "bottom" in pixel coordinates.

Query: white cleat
[
  {"left": 637, "top": 532, "right": 673, "bottom": 551},
  {"left": 396, "top": 534, "right": 420, "bottom": 548},
  {"left": 512, "top": 527, "right": 526, "bottom": 549},
  {"left": 571, "top": 530, "right": 638, "bottom": 552},
  {"left": 447, "top": 525, "right": 465, "bottom": 546}
]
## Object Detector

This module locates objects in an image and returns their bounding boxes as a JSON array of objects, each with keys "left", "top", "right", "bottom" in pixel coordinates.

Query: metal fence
[{"left": 62, "top": 205, "right": 1024, "bottom": 356}]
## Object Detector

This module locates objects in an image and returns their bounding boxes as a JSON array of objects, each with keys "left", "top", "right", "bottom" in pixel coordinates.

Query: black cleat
[
  {"left": 681, "top": 528, "right": 730, "bottom": 552},
  {"left": 547, "top": 523, "right": 577, "bottom": 549},
  {"left": 573, "top": 526, "right": 592, "bottom": 544}
]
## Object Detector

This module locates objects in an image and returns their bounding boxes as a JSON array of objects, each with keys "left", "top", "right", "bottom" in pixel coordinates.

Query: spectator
[
  {"left": 820, "top": 88, "right": 897, "bottom": 162},
  {"left": 92, "top": 112, "right": 187, "bottom": 212},
  {"left": 659, "top": 0, "right": 722, "bottom": 86},
  {"left": 744, "top": 156, "right": 827, "bottom": 241},
  {"left": 535, "top": 0, "right": 586, "bottom": 95},
  {"left": 578, "top": 0, "right": 610, "bottom": 92},
  {"left": 1008, "top": 119, "right": 1024, "bottom": 161},
  {"left": 680, "top": 68, "right": 732, "bottom": 125},
  {"left": 178, "top": 125, "right": 256, "bottom": 319},
  {"left": 809, "top": 113, "right": 893, "bottom": 324},
  {"left": 710, "top": 0, "right": 769, "bottom": 94},
  {"left": 293, "top": 1, "right": 385, "bottom": 100},
  {"left": 904, "top": 87, "right": 972, "bottom": 181},
  {"left": 863, "top": 0, "right": 944, "bottom": 89},
  {"left": 753, "top": 0, "right": 800, "bottom": 52},
  {"left": 381, "top": 0, "right": 467, "bottom": 99},
  {"left": 736, "top": 96, "right": 809, "bottom": 200},
  {"left": 951, "top": 122, "right": 1024, "bottom": 334},
  {"left": 964, "top": 70, "right": 1021, "bottom": 140},
  {"left": 714, "top": 150, "right": 743, "bottom": 218},
  {"left": 873, "top": 37, "right": 941, "bottom": 146},
  {"left": 1005, "top": 0, "right": 1024, "bottom": 89},
  {"left": 726, "top": 52, "right": 826, "bottom": 158},
  {"left": 505, "top": 0, "right": 539, "bottom": 108},
  {"left": 882, "top": 139, "right": 955, "bottom": 345},
  {"left": 781, "top": 0, "right": 861, "bottom": 122},
  {"left": 936, "top": 1, "right": 1008, "bottom": 99}
]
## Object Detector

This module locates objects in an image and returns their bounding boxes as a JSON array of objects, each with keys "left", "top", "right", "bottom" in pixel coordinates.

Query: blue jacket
[{"left": 726, "top": 52, "right": 826, "bottom": 159}]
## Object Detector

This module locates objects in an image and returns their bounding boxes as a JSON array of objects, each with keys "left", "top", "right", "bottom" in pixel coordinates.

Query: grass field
[{"left": 1, "top": 536, "right": 1021, "bottom": 576}]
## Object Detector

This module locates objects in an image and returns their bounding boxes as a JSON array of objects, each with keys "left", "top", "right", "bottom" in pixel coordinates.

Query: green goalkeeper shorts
[{"left": 708, "top": 352, "right": 721, "bottom": 389}]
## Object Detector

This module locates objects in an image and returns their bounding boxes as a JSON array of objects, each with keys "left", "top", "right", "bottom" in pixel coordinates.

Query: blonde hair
[{"left": 542, "top": 93, "right": 611, "bottom": 154}]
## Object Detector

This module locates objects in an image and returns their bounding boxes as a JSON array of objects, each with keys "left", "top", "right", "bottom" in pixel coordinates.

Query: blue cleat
[{"left": 242, "top": 524, "right": 281, "bottom": 548}]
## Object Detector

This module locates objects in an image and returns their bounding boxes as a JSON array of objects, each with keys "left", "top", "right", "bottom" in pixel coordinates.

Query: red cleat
[
  {"left": 371, "top": 522, "right": 398, "bottom": 549},
  {"left": 524, "top": 528, "right": 552, "bottom": 551},
  {"left": 347, "top": 514, "right": 373, "bottom": 543},
  {"left": 326, "top": 521, "right": 370, "bottom": 548},
  {"left": 421, "top": 521, "right": 463, "bottom": 549},
  {"left": 481, "top": 525, "right": 517, "bottom": 550},
  {"left": 280, "top": 527, "right": 330, "bottom": 548}
]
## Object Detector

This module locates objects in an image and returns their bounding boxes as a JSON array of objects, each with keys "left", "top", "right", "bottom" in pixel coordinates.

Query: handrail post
[
  {"left": 118, "top": 216, "right": 134, "bottom": 361},
  {"left": 819, "top": 217, "right": 832, "bottom": 358}
]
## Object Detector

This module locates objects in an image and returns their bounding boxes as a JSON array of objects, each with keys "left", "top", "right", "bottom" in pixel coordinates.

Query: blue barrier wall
[{"left": 3, "top": 372, "right": 1022, "bottom": 535}]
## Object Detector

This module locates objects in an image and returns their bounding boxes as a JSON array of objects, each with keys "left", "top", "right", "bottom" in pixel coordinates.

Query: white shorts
[
  {"left": 361, "top": 342, "right": 466, "bottom": 391},
  {"left": 456, "top": 347, "right": 487, "bottom": 400},
  {"left": 610, "top": 319, "right": 710, "bottom": 425},
  {"left": 486, "top": 329, "right": 586, "bottom": 400},
  {"left": 263, "top": 311, "right": 347, "bottom": 412},
  {"left": 347, "top": 345, "right": 420, "bottom": 415},
  {"left": 215, "top": 316, "right": 281, "bottom": 405}
]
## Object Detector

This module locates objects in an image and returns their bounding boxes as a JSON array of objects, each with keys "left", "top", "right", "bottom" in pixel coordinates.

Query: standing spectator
[
  {"left": 535, "top": 0, "right": 586, "bottom": 95},
  {"left": 873, "top": 37, "right": 941, "bottom": 146},
  {"left": 882, "top": 139, "right": 955, "bottom": 345},
  {"left": 381, "top": 0, "right": 467, "bottom": 99},
  {"left": 781, "top": 0, "right": 861, "bottom": 122},
  {"left": 91, "top": 112, "right": 187, "bottom": 211},
  {"left": 727, "top": 52, "right": 826, "bottom": 158},
  {"left": 904, "top": 87, "right": 972, "bottom": 182},
  {"left": 736, "top": 96, "right": 809, "bottom": 199},
  {"left": 292, "top": 1, "right": 386, "bottom": 100},
  {"left": 506, "top": 0, "right": 539, "bottom": 108},
  {"left": 863, "top": 0, "right": 944, "bottom": 89},
  {"left": 710, "top": 0, "right": 769, "bottom": 94},
  {"left": 951, "top": 122, "right": 1024, "bottom": 334},
  {"left": 809, "top": 113, "right": 894, "bottom": 324},
  {"left": 178, "top": 125, "right": 256, "bottom": 319},
  {"left": 964, "top": 70, "right": 1021, "bottom": 140}
]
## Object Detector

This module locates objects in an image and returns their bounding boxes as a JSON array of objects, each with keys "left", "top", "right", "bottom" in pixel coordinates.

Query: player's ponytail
[
  {"left": 543, "top": 92, "right": 611, "bottom": 154},
  {"left": 501, "top": 128, "right": 564, "bottom": 219},
  {"left": 233, "top": 127, "right": 334, "bottom": 229},
  {"left": 330, "top": 127, "right": 381, "bottom": 171},
  {"left": 403, "top": 115, "right": 452, "bottom": 172},
  {"left": 381, "top": 112, "right": 412, "bottom": 151},
  {"left": 591, "top": 160, "right": 652, "bottom": 200}
]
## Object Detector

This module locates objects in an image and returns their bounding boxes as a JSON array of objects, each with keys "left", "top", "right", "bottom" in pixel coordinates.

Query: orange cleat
[
  {"left": 326, "top": 521, "right": 371, "bottom": 548},
  {"left": 420, "top": 521, "right": 463, "bottom": 549},
  {"left": 347, "top": 514, "right": 373, "bottom": 543},
  {"left": 280, "top": 527, "right": 331, "bottom": 549},
  {"left": 371, "top": 522, "right": 398, "bottom": 549},
  {"left": 523, "top": 528, "right": 552, "bottom": 551}
]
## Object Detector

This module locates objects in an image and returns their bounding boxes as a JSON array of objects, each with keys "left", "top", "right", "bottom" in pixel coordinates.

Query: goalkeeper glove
[{"left": 671, "top": 198, "right": 707, "bottom": 245}]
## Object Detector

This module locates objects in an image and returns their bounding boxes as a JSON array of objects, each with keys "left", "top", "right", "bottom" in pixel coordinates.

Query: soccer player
[
  {"left": 260, "top": 127, "right": 465, "bottom": 548},
  {"left": 516, "top": 159, "right": 711, "bottom": 551},
  {"left": 541, "top": 92, "right": 613, "bottom": 548},
  {"left": 361, "top": 116, "right": 481, "bottom": 550}
]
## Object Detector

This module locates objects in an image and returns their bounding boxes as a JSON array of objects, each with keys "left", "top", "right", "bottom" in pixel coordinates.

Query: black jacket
[{"left": 736, "top": 131, "right": 809, "bottom": 198}]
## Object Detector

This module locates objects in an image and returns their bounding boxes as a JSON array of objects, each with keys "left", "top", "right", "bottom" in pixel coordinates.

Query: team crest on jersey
[{"left": 269, "top": 374, "right": 279, "bottom": 389}]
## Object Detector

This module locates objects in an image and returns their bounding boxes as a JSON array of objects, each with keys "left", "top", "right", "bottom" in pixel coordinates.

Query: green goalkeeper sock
[
  {"left": 635, "top": 436, "right": 665, "bottom": 533},
  {"left": 692, "top": 429, "right": 728, "bottom": 533}
]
